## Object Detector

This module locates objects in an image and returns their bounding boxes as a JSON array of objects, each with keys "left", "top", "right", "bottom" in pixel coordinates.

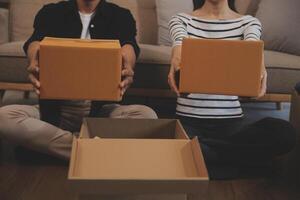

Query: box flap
[
  {"left": 68, "top": 138, "right": 208, "bottom": 194},
  {"left": 40, "top": 37, "right": 121, "bottom": 49},
  {"left": 80, "top": 118, "right": 189, "bottom": 140}
]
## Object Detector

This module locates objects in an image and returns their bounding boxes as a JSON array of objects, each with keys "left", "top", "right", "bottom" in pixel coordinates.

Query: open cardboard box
[
  {"left": 68, "top": 118, "right": 209, "bottom": 198},
  {"left": 39, "top": 37, "right": 122, "bottom": 101},
  {"left": 179, "top": 38, "right": 264, "bottom": 97}
]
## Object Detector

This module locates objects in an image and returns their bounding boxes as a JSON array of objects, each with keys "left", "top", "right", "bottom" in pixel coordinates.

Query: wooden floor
[{"left": 0, "top": 140, "right": 300, "bottom": 200}]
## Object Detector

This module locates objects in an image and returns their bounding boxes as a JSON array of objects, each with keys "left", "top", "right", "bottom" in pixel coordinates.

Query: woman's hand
[
  {"left": 168, "top": 46, "right": 182, "bottom": 97},
  {"left": 27, "top": 41, "right": 41, "bottom": 95},
  {"left": 257, "top": 68, "right": 267, "bottom": 99}
]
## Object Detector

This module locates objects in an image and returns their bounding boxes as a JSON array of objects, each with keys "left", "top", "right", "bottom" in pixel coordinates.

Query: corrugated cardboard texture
[
  {"left": 39, "top": 37, "right": 122, "bottom": 101},
  {"left": 180, "top": 39, "right": 264, "bottom": 97},
  {"left": 77, "top": 194, "right": 187, "bottom": 200},
  {"left": 69, "top": 138, "right": 208, "bottom": 194},
  {"left": 73, "top": 139, "right": 200, "bottom": 179},
  {"left": 80, "top": 118, "right": 189, "bottom": 139}
]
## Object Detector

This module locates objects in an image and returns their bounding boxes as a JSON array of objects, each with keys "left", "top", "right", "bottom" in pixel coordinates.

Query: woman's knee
[{"left": 260, "top": 117, "right": 297, "bottom": 154}]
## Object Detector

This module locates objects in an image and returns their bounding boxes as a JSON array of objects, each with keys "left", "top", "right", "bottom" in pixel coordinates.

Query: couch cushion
[
  {"left": 135, "top": 0, "right": 158, "bottom": 45},
  {"left": 0, "top": 41, "right": 26, "bottom": 57},
  {"left": 265, "top": 50, "right": 300, "bottom": 94},
  {"left": 0, "top": 41, "right": 28, "bottom": 83},
  {"left": 138, "top": 44, "right": 171, "bottom": 65},
  {"left": 256, "top": 0, "right": 300, "bottom": 56},
  {"left": 109, "top": 0, "right": 157, "bottom": 45},
  {"left": 0, "top": 8, "right": 9, "bottom": 44},
  {"left": 235, "top": 0, "right": 261, "bottom": 15},
  {"left": 156, "top": 0, "right": 194, "bottom": 46},
  {"left": 9, "top": 0, "right": 62, "bottom": 42},
  {"left": 0, "top": 42, "right": 29, "bottom": 84}
]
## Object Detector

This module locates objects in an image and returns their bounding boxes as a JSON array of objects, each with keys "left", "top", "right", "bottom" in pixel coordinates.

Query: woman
[{"left": 168, "top": 0, "right": 296, "bottom": 179}]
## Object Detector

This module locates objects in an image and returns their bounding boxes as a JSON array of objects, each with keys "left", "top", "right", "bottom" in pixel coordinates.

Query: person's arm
[
  {"left": 120, "top": 44, "right": 136, "bottom": 96},
  {"left": 168, "top": 14, "right": 189, "bottom": 96},
  {"left": 118, "top": 9, "right": 140, "bottom": 96},
  {"left": 27, "top": 41, "right": 41, "bottom": 94},
  {"left": 24, "top": 5, "right": 51, "bottom": 94},
  {"left": 244, "top": 18, "right": 266, "bottom": 98}
]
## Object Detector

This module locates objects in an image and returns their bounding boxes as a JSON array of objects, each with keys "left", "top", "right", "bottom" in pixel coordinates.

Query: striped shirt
[{"left": 169, "top": 13, "right": 262, "bottom": 119}]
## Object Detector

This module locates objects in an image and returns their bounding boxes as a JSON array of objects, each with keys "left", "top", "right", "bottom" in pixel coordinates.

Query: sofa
[{"left": 0, "top": 0, "right": 300, "bottom": 108}]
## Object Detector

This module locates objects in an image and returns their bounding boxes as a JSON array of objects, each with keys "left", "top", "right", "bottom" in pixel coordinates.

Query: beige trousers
[{"left": 0, "top": 103, "right": 157, "bottom": 160}]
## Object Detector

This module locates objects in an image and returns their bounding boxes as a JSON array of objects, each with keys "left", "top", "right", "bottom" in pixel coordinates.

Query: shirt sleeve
[
  {"left": 244, "top": 17, "right": 262, "bottom": 41},
  {"left": 23, "top": 5, "right": 51, "bottom": 54},
  {"left": 118, "top": 9, "right": 140, "bottom": 58},
  {"left": 169, "top": 14, "right": 189, "bottom": 47}
]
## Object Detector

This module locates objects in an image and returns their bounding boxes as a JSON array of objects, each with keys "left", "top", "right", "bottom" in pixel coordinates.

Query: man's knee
[
  {"left": 134, "top": 105, "right": 158, "bottom": 119},
  {"left": 0, "top": 105, "right": 16, "bottom": 138},
  {"left": 115, "top": 105, "right": 158, "bottom": 119},
  {"left": 0, "top": 105, "right": 38, "bottom": 139}
]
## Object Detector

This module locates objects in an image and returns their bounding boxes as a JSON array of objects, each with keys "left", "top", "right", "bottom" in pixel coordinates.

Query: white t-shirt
[{"left": 79, "top": 11, "right": 95, "bottom": 39}]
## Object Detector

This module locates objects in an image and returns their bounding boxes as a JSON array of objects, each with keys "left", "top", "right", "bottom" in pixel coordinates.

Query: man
[{"left": 0, "top": 0, "right": 157, "bottom": 160}]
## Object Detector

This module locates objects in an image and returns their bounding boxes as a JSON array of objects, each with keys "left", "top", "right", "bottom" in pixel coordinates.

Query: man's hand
[
  {"left": 27, "top": 41, "right": 41, "bottom": 95},
  {"left": 119, "top": 44, "right": 136, "bottom": 97},
  {"left": 168, "top": 45, "right": 181, "bottom": 97}
]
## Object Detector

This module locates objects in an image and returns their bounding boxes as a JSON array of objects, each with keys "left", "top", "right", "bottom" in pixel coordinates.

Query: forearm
[
  {"left": 27, "top": 41, "right": 40, "bottom": 65},
  {"left": 171, "top": 45, "right": 182, "bottom": 70},
  {"left": 121, "top": 44, "right": 136, "bottom": 69}
]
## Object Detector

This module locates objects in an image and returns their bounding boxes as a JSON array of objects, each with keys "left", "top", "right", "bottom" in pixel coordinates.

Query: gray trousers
[{"left": 0, "top": 103, "right": 157, "bottom": 160}]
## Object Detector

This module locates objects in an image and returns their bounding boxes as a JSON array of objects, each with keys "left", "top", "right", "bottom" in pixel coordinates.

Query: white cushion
[
  {"left": 0, "top": 41, "right": 26, "bottom": 57},
  {"left": 156, "top": 0, "right": 194, "bottom": 46},
  {"left": 138, "top": 44, "right": 171, "bottom": 64},
  {"left": 0, "top": 8, "right": 9, "bottom": 44},
  {"left": 256, "top": 0, "right": 300, "bottom": 56},
  {"left": 9, "top": 0, "right": 60, "bottom": 42}
]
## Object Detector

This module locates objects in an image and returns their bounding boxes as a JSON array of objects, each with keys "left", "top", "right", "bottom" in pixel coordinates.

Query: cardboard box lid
[
  {"left": 79, "top": 118, "right": 189, "bottom": 140},
  {"left": 40, "top": 37, "right": 121, "bottom": 49},
  {"left": 180, "top": 38, "right": 264, "bottom": 97},
  {"left": 68, "top": 138, "right": 209, "bottom": 194},
  {"left": 39, "top": 37, "right": 122, "bottom": 101}
]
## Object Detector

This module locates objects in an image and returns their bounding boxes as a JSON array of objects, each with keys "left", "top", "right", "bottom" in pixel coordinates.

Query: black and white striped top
[{"left": 169, "top": 13, "right": 262, "bottom": 119}]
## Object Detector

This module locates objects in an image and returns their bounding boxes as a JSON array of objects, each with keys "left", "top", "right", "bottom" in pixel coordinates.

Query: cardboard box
[
  {"left": 68, "top": 118, "right": 209, "bottom": 199},
  {"left": 180, "top": 38, "right": 264, "bottom": 97},
  {"left": 39, "top": 37, "right": 122, "bottom": 101},
  {"left": 78, "top": 118, "right": 189, "bottom": 139}
]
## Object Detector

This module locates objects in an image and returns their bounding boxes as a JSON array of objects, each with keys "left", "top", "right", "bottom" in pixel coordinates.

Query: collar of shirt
[{"left": 67, "top": 0, "right": 112, "bottom": 20}]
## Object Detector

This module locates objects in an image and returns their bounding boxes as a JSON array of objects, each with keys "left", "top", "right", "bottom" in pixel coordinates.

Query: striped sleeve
[
  {"left": 243, "top": 17, "right": 262, "bottom": 41},
  {"left": 169, "top": 14, "right": 189, "bottom": 46}
]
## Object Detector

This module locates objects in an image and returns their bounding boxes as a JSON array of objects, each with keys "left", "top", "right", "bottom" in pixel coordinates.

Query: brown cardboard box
[
  {"left": 180, "top": 38, "right": 264, "bottom": 97},
  {"left": 68, "top": 118, "right": 209, "bottom": 199},
  {"left": 39, "top": 37, "right": 122, "bottom": 101}
]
